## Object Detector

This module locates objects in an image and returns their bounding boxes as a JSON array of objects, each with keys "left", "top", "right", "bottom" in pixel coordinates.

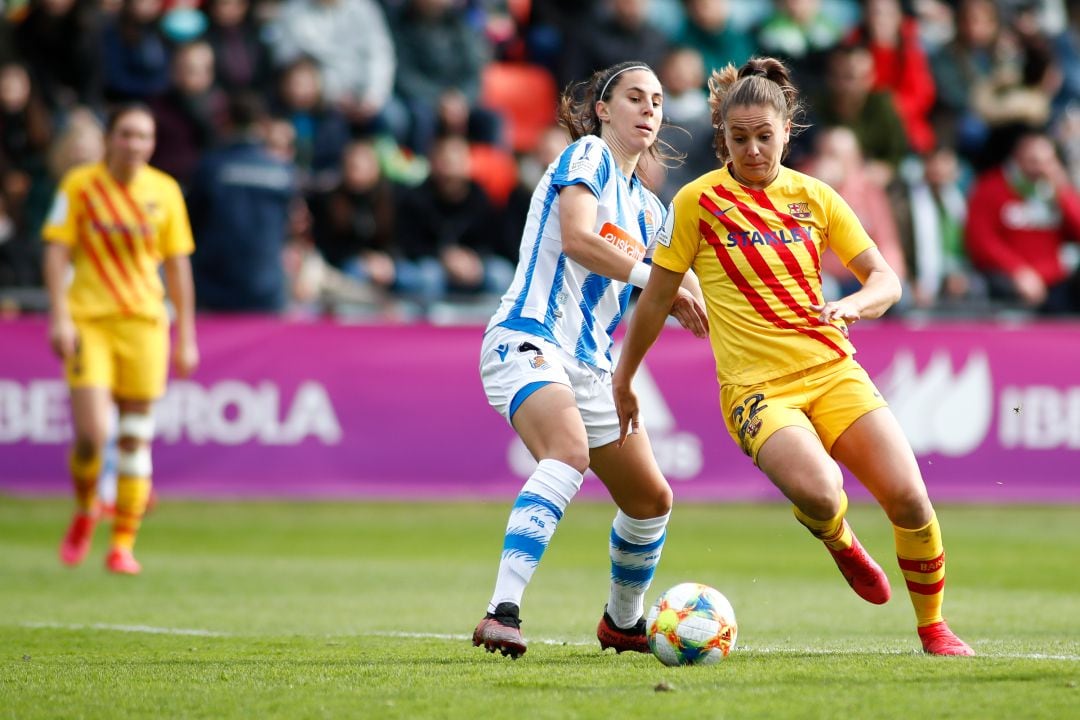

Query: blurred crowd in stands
[{"left": 1, "top": 0, "right": 1079, "bottom": 321}]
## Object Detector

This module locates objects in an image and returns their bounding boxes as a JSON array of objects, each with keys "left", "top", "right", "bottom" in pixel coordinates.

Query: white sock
[
  {"left": 606, "top": 510, "right": 669, "bottom": 628},
  {"left": 489, "top": 458, "right": 583, "bottom": 613}
]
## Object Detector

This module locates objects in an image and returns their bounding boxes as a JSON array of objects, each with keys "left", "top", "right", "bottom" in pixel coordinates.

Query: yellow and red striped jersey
[
  {"left": 654, "top": 164, "right": 875, "bottom": 386},
  {"left": 42, "top": 162, "right": 194, "bottom": 320}
]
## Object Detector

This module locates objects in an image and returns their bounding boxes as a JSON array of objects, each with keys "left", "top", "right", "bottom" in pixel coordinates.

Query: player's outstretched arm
[{"left": 614, "top": 265, "right": 685, "bottom": 446}]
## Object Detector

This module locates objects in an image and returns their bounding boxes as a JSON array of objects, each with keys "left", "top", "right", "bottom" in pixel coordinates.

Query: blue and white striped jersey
[{"left": 486, "top": 135, "right": 667, "bottom": 372}]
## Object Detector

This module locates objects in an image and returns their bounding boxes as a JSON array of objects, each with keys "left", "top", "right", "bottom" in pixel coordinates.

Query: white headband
[{"left": 599, "top": 65, "right": 651, "bottom": 102}]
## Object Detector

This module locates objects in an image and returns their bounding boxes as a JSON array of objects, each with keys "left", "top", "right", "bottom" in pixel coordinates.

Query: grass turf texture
[{"left": 1, "top": 499, "right": 1077, "bottom": 719}]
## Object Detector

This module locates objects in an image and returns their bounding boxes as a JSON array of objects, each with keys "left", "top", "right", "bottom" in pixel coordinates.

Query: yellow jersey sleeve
[
  {"left": 820, "top": 181, "right": 875, "bottom": 267},
  {"left": 157, "top": 174, "right": 195, "bottom": 258},
  {"left": 42, "top": 168, "right": 89, "bottom": 248},
  {"left": 653, "top": 182, "right": 708, "bottom": 275}
]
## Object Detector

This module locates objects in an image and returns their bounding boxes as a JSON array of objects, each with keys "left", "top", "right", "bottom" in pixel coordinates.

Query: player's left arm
[
  {"left": 161, "top": 180, "right": 199, "bottom": 378},
  {"left": 163, "top": 254, "right": 199, "bottom": 378},
  {"left": 812, "top": 182, "right": 900, "bottom": 325},
  {"left": 812, "top": 246, "right": 902, "bottom": 325}
]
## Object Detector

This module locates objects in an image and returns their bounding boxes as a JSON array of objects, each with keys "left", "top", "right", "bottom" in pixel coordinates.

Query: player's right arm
[
  {"left": 42, "top": 173, "right": 82, "bottom": 361},
  {"left": 559, "top": 183, "right": 645, "bottom": 285},
  {"left": 614, "top": 188, "right": 708, "bottom": 444},
  {"left": 613, "top": 264, "right": 686, "bottom": 446},
  {"left": 43, "top": 241, "right": 76, "bottom": 360}
]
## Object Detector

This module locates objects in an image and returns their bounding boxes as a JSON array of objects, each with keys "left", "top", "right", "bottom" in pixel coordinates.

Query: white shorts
[{"left": 480, "top": 326, "right": 621, "bottom": 448}]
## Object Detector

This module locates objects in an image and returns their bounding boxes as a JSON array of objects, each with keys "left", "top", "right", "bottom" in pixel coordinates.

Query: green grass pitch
[{"left": 1, "top": 498, "right": 1078, "bottom": 719}]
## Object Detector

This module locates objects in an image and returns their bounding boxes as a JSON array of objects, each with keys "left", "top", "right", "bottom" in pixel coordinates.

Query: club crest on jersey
[
  {"left": 788, "top": 202, "right": 812, "bottom": 219},
  {"left": 517, "top": 341, "right": 551, "bottom": 370}
]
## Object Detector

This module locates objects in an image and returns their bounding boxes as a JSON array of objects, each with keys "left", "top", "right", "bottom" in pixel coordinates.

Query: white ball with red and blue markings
[{"left": 646, "top": 582, "right": 737, "bottom": 666}]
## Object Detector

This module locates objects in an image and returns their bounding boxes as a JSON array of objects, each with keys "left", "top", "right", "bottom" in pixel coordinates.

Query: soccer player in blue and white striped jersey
[{"left": 473, "top": 61, "right": 709, "bottom": 659}]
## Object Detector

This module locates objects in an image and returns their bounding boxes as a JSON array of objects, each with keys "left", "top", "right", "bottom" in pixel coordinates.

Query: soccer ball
[{"left": 646, "top": 582, "right": 737, "bottom": 666}]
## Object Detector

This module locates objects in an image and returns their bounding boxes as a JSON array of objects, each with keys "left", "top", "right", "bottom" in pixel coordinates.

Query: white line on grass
[
  {"left": 364, "top": 630, "right": 587, "bottom": 647},
  {"left": 367, "top": 631, "right": 1080, "bottom": 660},
  {"left": 18, "top": 623, "right": 1080, "bottom": 661},
  {"left": 20, "top": 621, "right": 231, "bottom": 637}
]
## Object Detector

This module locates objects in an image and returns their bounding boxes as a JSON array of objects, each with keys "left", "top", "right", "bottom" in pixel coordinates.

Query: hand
[
  {"left": 809, "top": 299, "right": 859, "bottom": 333},
  {"left": 1039, "top": 154, "right": 1071, "bottom": 191},
  {"left": 363, "top": 250, "right": 396, "bottom": 287},
  {"left": 172, "top": 336, "right": 200, "bottom": 378},
  {"left": 670, "top": 287, "right": 709, "bottom": 338},
  {"left": 1012, "top": 266, "right": 1047, "bottom": 307},
  {"left": 441, "top": 245, "right": 484, "bottom": 287},
  {"left": 942, "top": 272, "right": 971, "bottom": 300},
  {"left": 338, "top": 97, "right": 380, "bottom": 123},
  {"left": 437, "top": 90, "right": 470, "bottom": 134},
  {"left": 48, "top": 314, "right": 77, "bottom": 360},
  {"left": 613, "top": 375, "right": 641, "bottom": 448}
]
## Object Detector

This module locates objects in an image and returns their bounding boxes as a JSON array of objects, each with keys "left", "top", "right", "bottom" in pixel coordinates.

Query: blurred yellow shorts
[
  {"left": 720, "top": 356, "right": 888, "bottom": 463},
  {"left": 66, "top": 314, "right": 169, "bottom": 401}
]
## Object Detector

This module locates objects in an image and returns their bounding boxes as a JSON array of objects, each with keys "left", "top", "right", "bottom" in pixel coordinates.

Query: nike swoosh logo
[{"left": 712, "top": 205, "right": 735, "bottom": 218}]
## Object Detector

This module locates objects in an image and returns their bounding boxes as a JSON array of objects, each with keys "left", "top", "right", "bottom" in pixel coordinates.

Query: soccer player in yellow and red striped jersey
[
  {"left": 613, "top": 57, "right": 974, "bottom": 655},
  {"left": 43, "top": 103, "right": 199, "bottom": 575}
]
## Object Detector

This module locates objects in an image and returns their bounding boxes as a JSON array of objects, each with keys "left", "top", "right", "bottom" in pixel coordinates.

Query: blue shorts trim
[{"left": 509, "top": 381, "right": 551, "bottom": 419}]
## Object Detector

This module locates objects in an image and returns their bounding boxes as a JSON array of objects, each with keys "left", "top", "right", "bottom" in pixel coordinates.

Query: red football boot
[
  {"left": 826, "top": 527, "right": 891, "bottom": 605},
  {"left": 597, "top": 608, "right": 650, "bottom": 653},
  {"left": 59, "top": 512, "right": 97, "bottom": 567},
  {"left": 472, "top": 602, "right": 526, "bottom": 659},
  {"left": 105, "top": 547, "right": 142, "bottom": 575},
  {"left": 918, "top": 621, "right": 975, "bottom": 656}
]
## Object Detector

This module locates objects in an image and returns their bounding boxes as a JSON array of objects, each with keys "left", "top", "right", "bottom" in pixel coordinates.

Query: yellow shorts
[
  {"left": 720, "top": 356, "right": 888, "bottom": 463},
  {"left": 66, "top": 315, "right": 170, "bottom": 401}
]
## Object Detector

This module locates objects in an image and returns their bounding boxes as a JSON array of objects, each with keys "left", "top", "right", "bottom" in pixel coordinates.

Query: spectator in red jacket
[
  {"left": 964, "top": 125, "right": 1080, "bottom": 314},
  {"left": 845, "top": 0, "right": 936, "bottom": 154}
]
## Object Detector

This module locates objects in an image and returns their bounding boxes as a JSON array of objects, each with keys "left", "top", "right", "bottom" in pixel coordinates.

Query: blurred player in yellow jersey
[
  {"left": 43, "top": 103, "right": 199, "bottom": 575},
  {"left": 614, "top": 57, "right": 974, "bottom": 655}
]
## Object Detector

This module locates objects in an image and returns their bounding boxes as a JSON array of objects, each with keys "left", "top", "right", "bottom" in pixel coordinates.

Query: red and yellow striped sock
[
  {"left": 111, "top": 476, "right": 152, "bottom": 552},
  {"left": 894, "top": 514, "right": 946, "bottom": 627},
  {"left": 69, "top": 451, "right": 102, "bottom": 514},
  {"left": 793, "top": 490, "right": 853, "bottom": 551}
]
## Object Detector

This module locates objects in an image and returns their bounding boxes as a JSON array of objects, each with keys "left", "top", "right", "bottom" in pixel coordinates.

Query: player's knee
[
  {"left": 553, "top": 448, "right": 590, "bottom": 475},
  {"left": 72, "top": 435, "right": 106, "bottom": 460},
  {"left": 652, "top": 484, "right": 673, "bottom": 516},
  {"left": 115, "top": 412, "right": 155, "bottom": 472},
  {"left": 116, "top": 445, "right": 153, "bottom": 477},
  {"left": 618, "top": 482, "right": 672, "bottom": 519},
  {"left": 117, "top": 412, "right": 154, "bottom": 444},
  {"left": 882, "top": 488, "right": 933, "bottom": 528},
  {"left": 798, "top": 482, "right": 845, "bottom": 520}
]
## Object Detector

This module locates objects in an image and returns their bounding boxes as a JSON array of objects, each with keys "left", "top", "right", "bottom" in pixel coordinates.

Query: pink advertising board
[{"left": 1, "top": 316, "right": 1077, "bottom": 502}]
